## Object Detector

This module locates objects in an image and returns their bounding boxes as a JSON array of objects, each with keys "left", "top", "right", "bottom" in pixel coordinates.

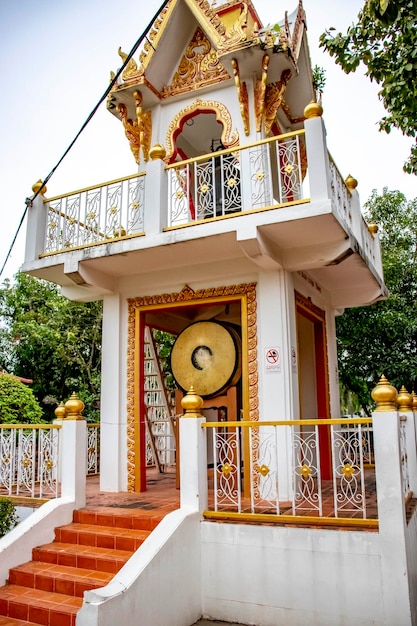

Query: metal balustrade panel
[
  {"left": 205, "top": 418, "right": 376, "bottom": 523},
  {"left": 45, "top": 174, "right": 145, "bottom": 253}
]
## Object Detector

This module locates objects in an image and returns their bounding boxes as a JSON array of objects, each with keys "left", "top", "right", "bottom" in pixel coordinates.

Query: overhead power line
[{"left": 0, "top": 0, "right": 170, "bottom": 279}]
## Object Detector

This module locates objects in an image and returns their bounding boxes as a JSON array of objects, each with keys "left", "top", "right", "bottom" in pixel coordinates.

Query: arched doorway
[{"left": 127, "top": 283, "right": 257, "bottom": 492}]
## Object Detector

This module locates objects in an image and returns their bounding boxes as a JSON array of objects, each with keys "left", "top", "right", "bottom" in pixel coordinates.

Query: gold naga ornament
[{"left": 118, "top": 91, "right": 152, "bottom": 164}]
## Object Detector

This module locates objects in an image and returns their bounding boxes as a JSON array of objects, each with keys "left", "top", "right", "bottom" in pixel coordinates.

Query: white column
[
  {"left": 373, "top": 409, "right": 413, "bottom": 625},
  {"left": 60, "top": 419, "right": 86, "bottom": 509},
  {"left": 24, "top": 187, "right": 48, "bottom": 264},
  {"left": 179, "top": 390, "right": 208, "bottom": 513},
  {"left": 99, "top": 293, "right": 125, "bottom": 491},
  {"left": 143, "top": 149, "right": 168, "bottom": 234},
  {"left": 303, "top": 104, "right": 331, "bottom": 202}
]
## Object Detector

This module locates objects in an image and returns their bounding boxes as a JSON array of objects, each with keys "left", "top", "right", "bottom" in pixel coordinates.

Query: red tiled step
[
  {"left": 74, "top": 507, "right": 164, "bottom": 531},
  {"left": 0, "top": 505, "right": 169, "bottom": 626},
  {"left": 32, "top": 542, "right": 132, "bottom": 574},
  {"left": 54, "top": 523, "right": 150, "bottom": 551},
  {"left": 8, "top": 562, "right": 113, "bottom": 597},
  {"left": 0, "top": 617, "right": 39, "bottom": 626},
  {"left": 0, "top": 585, "right": 82, "bottom": 626}
]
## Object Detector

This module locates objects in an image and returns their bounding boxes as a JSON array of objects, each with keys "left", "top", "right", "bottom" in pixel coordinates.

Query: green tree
[
  {"left": 0, "top": 373, "right": 43, "bottom": 423},
  {"left": 0, "top": 273, "right": 102, "bottom": 421},
  {"left": 0, "top": 498, "right": 18, "bottom": 537},
  {"left": 320, "top": 0, "right": 417, "bottom": 174},
  {"left": 336, "top": 188, "right": 417, "bottom": 413}
]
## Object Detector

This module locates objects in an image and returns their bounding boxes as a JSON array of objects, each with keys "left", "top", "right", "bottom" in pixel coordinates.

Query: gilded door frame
[{"left": 127, "top": 282, "right": 258, "bottom": 492}]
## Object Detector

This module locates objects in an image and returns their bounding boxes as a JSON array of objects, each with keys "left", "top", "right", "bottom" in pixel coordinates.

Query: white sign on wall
[{"left": 264, "top": 346, "right": 281, "bottom": 373}]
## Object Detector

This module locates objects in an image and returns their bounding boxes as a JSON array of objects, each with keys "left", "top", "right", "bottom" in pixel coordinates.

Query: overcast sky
[{"left": 0, "top": 0, "right": 415, "bottom": 280}]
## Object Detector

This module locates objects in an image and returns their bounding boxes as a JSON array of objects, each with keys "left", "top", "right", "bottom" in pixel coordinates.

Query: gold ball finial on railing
[
  {"left": 181, "top": 386, "right": 204, "bottom": 418},
  {"left": 304, "top": 101, "right": 323, "bottom": 119},
  {"left": 64, "top": 392, "right": 85, "bottom": 420},
  {"left": 411, "top": 390, "right": 417, "bottom": 413},
  {"left": 368, "top": 222, "right": 378, "bottom": 236},
  {"left": 397, "top": 386, "right": 413, "bottom": 412},
  {"left": 32, "top": 179, "right": 47, "bottom": 196},
  {"left": 371, "top": 375, "right": 398, "bottom": 412},
  {"left": 149, "top": 143, "right": 167, "bottom": 161},
  {"left": 54, "top": 402, "right": 66, "bottom": 421},
  {"left": 345, "top": 174, "right": 358, "bottom": 190}
]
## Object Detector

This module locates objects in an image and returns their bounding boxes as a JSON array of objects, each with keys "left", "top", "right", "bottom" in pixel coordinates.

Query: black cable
[{"left": 0, "top": 0, "right": 170, "bottom": 279}]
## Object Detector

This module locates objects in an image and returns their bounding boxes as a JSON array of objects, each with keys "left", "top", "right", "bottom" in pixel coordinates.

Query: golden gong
[{"left": 170, "top": 321, "right": 241, "bottom": 398}]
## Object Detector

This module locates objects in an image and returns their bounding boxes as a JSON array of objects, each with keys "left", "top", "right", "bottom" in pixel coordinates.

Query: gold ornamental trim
[
  {"left": 165, "top": 99, "right": 239, "bottom": 161},
  {"left": 231, "top": 58, "right": 249, "bottom": 136},
  {"left": 161, "top": 27, "right": 230, "bottom": 99},
  {"left": 126, "top": 281, "right": 258, "bottom": 492},
  {"left": 254, "top": 54, "right": 269, "bottom": 133}
]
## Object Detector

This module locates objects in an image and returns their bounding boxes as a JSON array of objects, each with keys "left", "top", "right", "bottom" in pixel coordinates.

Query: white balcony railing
[
  {"left": 45, "top": 173, "right": 145, "bottom": 254},
  {"left": 166, "top": 131, "right": 308, "bottom": 226},
  {"left": 0, "top": 425, "right": 61, "bottom": 499},
  {"left": 203, "top": 418, "right": 377, "bottom": 524},
  {"left": 0, "top": 423, "right": 100, "bottom": 499}
]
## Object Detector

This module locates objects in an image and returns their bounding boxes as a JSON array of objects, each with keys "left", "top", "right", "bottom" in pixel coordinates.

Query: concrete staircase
[{"left": 0, "top": 507, "right": 165, "bottom": 626}]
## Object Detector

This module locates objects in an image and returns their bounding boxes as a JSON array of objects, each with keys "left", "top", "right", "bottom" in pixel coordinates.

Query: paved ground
[{"left": 193, "top": 621, "right": 247, "bottom": 625}]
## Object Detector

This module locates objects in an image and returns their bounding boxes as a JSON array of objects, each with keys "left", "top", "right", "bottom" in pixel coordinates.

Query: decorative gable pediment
[{"left": 161, "top": 27, "right": 230, "bottom": 99}]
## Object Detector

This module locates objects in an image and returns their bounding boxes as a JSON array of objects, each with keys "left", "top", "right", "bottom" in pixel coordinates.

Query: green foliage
[
  {"left": 0, "top": 373, "right": 43, "bottom": 423},
  {"left": 320, "top": 0, "right": 417, "bottom": 174},
  {"left": 0, "top": 273, "right": 102, "bottom": 421},
  {"left": 153, "top": 329, "right": 177, "bottom": 391},
  {"left": 312, "top": 65, "right": 326, "bottom": 100},
  {"left": 0, "top": 498, "right": 18, "bottom": 537},
  {"left": 336, "top": 188, "right": 417, "bottom": 413}
]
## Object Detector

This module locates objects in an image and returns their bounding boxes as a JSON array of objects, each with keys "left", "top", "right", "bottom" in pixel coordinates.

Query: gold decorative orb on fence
[
  {"left": 371, "top": 375, "right": 398, "bottom": 412},
  {"left": 54, "top": 402, "right": 66, "bottom": 421},
  {"left": 181, "top": 386, "right": 204, "bottom": 418},
  {"left": 64, "top": 392, "right": 85, "bottom": 420},
  {"left": 304, "top": 101, "right": 323, "bottom": 119},
  {"left": 397, "top": 386, "right": 412, "bottom": 412}
]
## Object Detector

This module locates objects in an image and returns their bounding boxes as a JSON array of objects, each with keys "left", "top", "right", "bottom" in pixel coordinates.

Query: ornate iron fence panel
[
  {"left": 45, "top": 173, "right": 145, "bottom": 253},
  {"left": 292, "top": 426, "right": 322, "bottom": 515},
  {"left": 204, "top": 418, "right": 376, "bottom": 523},
  {"left": 212, "top": 426, "right": 242, "bottom": 511},
  {"left": 86, "top": 424, "right": 100, "bottom": 475},
  {"left": 167, "top": 131, "right": 307, "bottom": 226},
  {"left": 0, "top": 425, "right": 60, "bottom": 498}
]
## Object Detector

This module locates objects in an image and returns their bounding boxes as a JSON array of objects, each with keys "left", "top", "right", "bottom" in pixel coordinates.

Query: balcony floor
[{"left": 85, "top": 467, "right": 379, "bottom": 531}]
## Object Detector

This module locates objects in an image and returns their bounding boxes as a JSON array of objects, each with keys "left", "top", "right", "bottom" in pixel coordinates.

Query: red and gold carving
[
  {"left": 165, "top": 99, "right": 239, "bottom": 161},
  {"left": 161, "top": 27, "right": 229, "bottom": 98},
  {"left": 231, "top": 59, "right": 249, "bottom": 136},
  {"left": 264, "top": 69, "right": 292, "bottom": 135},
  {"left": 254, "top": 54, "right": 270, "bottom": 132}
]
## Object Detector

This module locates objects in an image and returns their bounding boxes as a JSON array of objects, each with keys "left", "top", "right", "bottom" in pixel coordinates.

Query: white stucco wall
[{"left": 200, "top": 522, "right": 385, "bottom": 626}]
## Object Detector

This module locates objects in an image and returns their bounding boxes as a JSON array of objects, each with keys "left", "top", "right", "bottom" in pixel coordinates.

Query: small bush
[
  {"left": 0, "top": 374, "right": 43, "bottom": 423},
  {"left": 0, "top": 498, "right": 18, "bottom": 537}
]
